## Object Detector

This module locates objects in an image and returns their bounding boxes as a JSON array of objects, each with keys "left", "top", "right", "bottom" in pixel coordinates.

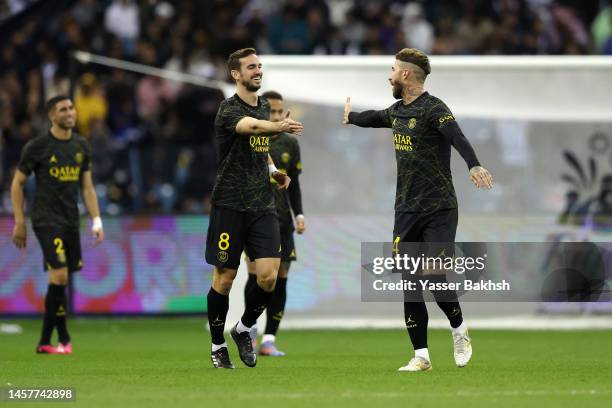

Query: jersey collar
[
  {"left": 401, "top": 91, "right": 429, "bottom": 106},
  {"left": 234, "top": 93, "right": 262, "bottom": 108},
  {"left": 48, "top": 130, "right": 73, "bottom": 143}
]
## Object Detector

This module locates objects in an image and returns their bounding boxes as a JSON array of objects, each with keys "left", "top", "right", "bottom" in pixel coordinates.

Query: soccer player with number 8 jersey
[{"left": 205, "top": 48, "right": 303, "bottom": 369}]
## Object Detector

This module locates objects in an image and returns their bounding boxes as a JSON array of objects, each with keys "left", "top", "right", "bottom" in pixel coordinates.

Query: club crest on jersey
[
  {"left": 249, "top": 135, "right": 269, "bottom": 153},
  {"left": 281, "top": 152, "right": 291, "bottom": 163},
  {"left": 408, "top": 118, "right": 417, "bottom": 129},
  {"left": 75, "top": 152, "right": 83, "bottom": 164}
]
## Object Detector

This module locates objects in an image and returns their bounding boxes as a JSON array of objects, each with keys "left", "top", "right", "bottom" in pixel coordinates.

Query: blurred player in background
[
  {"left": 205, "top": 48, "right": 303, "bottom": 369},
  {"left": 344, "top": 48, "right": 493, "bottom": 372},
  {"left": 244, "top": 90, "right": 305, "bottom": 357},
  {"left": 11, "top": 95, "right": 104, "bottom": 355}
]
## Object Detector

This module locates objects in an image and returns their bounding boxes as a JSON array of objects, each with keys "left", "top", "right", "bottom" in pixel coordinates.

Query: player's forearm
[
  {"left": 348, "top": 110, "right": 389, "bottom": 128},
  {"left": 10, "top": 180, "right": 26, "bottom": 224},
  {"left": 253, "top": 119, "right": 285, "bottom": 135},
  {"left": 288, "top": 175, "right": 303, "bottom": 215},
  {"left": 82, "top": 187, "right": 101, "bottom": 219},
  {"left": 440, "top": 122, "right": 481, "bottom": 169},
  {"left": 237, "top": 118, "right": 282, "bottom": 136}
]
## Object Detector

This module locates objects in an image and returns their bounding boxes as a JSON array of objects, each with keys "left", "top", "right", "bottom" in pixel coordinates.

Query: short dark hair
[
  {"left": 46, "top": 95, "right": 71, "bottom": 113},
  {"left": 227, "top": 48, "right": 257, "bottom": 74},
  {"left": 395, "top": 48, "right": 431, "bottom": 82},
  {"left": 262, "top": 90, "right": 283, "bottom": 101}
]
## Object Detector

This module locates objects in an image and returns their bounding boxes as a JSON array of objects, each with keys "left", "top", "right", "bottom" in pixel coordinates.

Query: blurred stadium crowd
[{"left": 1, "top": 0, "right": 611, "bottom": 214}]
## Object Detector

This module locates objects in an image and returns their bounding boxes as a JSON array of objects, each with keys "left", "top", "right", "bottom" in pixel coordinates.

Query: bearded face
[
  {"left": 389, "top": 61, "right": 405, "bottom": 100},
  {"left": 234, "top": 53, "right": 263, "bottom": 92},
  {"left": 241, "top": 73, "right": 262, "bottom": 92},
  {"left": 50, "top": 100, "right": 76, "bottom": 130}
]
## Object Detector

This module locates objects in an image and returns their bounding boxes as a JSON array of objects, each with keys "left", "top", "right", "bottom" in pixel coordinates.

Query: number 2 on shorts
[{"left": 53, "top": 238, "right": 64, "bottom": 255}]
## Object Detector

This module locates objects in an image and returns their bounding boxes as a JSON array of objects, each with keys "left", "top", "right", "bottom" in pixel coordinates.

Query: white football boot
[
  {"left": 398, "top": 356, "right": 432, "bottom": 372},
  {"left": 453, "top": 329, "right": 472, "bottom": 367}
]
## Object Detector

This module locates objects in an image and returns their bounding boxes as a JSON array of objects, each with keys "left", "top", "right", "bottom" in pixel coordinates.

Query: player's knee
[
  {"left": 212, "top": 268, "right": 237, "bottom": 294},
  {"left": 257, "top": 273, "right": 277, "bottom": 292},
  {"left": 213, "top": 275, "right": 234, "bottom": 294},
  {"left": 49, "top": 268, "right": 69, "bottom": 285},
  {"left": 214, "top": 280, "right": 233, "bottom": 294},
  {"left": 253, "top": 258, "right": 279, "bottom": 290}
]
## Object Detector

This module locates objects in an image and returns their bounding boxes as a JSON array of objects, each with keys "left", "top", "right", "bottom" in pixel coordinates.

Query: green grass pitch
[{"left": 1, "top": 318, "right": 611, "bottom": 407}]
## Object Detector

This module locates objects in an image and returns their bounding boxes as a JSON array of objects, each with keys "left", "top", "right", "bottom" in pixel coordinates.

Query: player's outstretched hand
[
  {"left": 279, "top": 110, "right": 303, "bottom": 136},
  {"left": 469, "top": 166, "right": 494, "bottom": 189},
  {"left": 12, "top": 221, "right": 27, "bottom": 249},
  {"left": 296, "top": 215, "right": 306, "bottom": 234},
  {"left": 272, "top": 171, "right": 291, "bottom": 189},
  {"left": 343, "top": 97, "right": 351, "bottom": 124}
]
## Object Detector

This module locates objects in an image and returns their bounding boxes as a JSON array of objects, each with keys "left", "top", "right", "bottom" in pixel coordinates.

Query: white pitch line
[
  {"left": 278, "top": 316, "right": 612, "bottom": 331},
  {"left": 234, "top": 389, "right": 610, "bottom": 399}
]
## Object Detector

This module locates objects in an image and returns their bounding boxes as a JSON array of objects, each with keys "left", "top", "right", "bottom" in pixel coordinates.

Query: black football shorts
[
  {"left": 205, "top": 205, "right": 281, "bottom": 270},
  {"left": 33, "top": 227, "right": 83, "bottom": 273}
]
